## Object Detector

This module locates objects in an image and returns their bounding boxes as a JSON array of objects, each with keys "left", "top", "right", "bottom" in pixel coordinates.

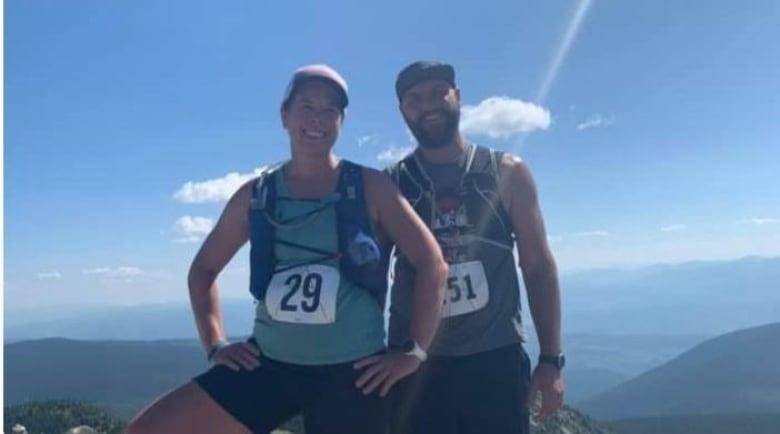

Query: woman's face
[{"left": 282, "top": 80, "right": 344, "bottom": 157}]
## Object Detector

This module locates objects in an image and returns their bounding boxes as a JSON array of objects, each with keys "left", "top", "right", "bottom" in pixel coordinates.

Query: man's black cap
[{"left": 395, "top": 61, "right": 456, "bottom": 101}]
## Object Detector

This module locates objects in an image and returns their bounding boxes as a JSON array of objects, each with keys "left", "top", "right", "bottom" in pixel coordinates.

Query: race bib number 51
[
  {"left": 442, "top": 261, "right": 489, "bottom": 318},
  {"left": 265, "top": 265, "right": 339, "bottom": 324}
]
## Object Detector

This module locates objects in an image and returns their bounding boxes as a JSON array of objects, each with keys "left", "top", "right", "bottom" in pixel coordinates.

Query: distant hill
[
  {"left": 6, "top": 256, "right": 778, "bottom": 420},
  {"left": 523, "top": 332, "right": 704, "bottom": 403},
  {"left": 608, "top": 413, "right": 780, "bottom": 434},
  {"left": 4, "top": 338, "right": 209, "bottom": 418},
  {"left": 4, "top": 400, "right": 124, "bottom": 434},
  {"left": 8, "top": 257, "right": 779, "bottom": 341},
  {"left": 564, "top": 367, "right": 628, "bottom": 403},
  {"left": 4, "top": 300, "right": 256, "bottom": 342},
  {"left": 3, "top": 336, "right": 648, "bottom": 418},
  {"left": 6, "top": 305, "right": 701, "bottom": 402},
  {"left": 579, "top": 322, "right": 780, "bottom": 420},
  {"left": 5, "top": 339, "right": 612, "bottom": 434},
  {"left": 561, "top": 256, "right": 780, "bottom": 336}
]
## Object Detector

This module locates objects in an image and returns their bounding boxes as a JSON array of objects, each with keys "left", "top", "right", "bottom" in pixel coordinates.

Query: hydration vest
[
  {"left": 248, "top": 160, "right": 390, "bottom": 306},
  {"left": 388, "top": 145, "right": 515, "bottom": 257},
  {"left": 387, "top": 145, "right": 527, "bottom": 356}
]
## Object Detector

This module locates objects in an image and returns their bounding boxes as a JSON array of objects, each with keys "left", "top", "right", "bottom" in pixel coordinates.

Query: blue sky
[{"left": 5, "top": 0, "right": 780, "bottom": 309}]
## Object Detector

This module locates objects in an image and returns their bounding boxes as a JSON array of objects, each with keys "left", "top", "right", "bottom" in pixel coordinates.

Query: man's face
[
  {"left": 281, "top": 80, "right": 344, "bottom": 155},
  {"left": 399, "top": 79, "right": 460, "bottom": 149}
]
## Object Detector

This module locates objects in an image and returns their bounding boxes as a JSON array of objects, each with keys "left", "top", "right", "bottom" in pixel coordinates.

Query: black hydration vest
[
  {"left": 248, "top": 160, "right": 390, "bottom": 307},
  {"left": 389, "top": 145, "right": 515, "bottom": 258}
]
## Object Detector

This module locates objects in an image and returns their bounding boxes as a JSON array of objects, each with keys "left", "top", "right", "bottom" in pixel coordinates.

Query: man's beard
[{"left": 406, "top": 106, "right": 460, "bottom": 149}]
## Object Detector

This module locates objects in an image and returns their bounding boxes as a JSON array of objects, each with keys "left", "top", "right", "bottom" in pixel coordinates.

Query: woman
[{"left": 126, "top": 64, "right": 447, "bottom": 434}]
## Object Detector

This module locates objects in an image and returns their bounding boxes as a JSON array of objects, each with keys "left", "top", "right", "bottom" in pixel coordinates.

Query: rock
[
  {"left": 271, "top": 406, "right": 611, "bottom": 434},
  {"left": 64, "top": 426, "right": 99, "bottom": 434},
  {"left": 531, "top": 405, "right": 613, "bottom": 434}
]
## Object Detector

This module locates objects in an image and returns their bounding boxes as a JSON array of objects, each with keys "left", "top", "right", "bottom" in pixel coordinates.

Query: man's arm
[
  {"left": 354, "top": 168, "right": 448, "bottom": 396},
  {"left": 188, "top": 180, "right": 259, "bottom": 371},
  {"left": 500, "top": 154, "right": 564, "bottom": 418}
]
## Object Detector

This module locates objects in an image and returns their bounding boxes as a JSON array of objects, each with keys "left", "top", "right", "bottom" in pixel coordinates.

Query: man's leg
[
  {"left": 388, "top": 358, "right": 458, "bottom": 434},
  {"left": 459, "top": 344, "right": 531, "bottom": 434}
]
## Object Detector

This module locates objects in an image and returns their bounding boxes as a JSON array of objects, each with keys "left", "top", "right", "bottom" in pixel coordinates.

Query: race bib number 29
[
  {"left": 442, "top": 261, "right": 489, "bottom": 318},
  {"left": 265, "top": 265, "right": 339, "bottom": 324}
]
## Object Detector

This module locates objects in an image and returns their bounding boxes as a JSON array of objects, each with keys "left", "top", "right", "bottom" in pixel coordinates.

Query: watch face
[{"left": 401, "top": 339, "right": 415, "bottom": 353}]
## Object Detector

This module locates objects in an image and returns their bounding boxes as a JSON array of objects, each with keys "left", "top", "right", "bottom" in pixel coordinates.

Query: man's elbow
[
  {"left": 519, "top": 249, "right": 557, "bottom": 276},
  {"left": 521, "top": 255, "right": 558, "bottom": 287}
]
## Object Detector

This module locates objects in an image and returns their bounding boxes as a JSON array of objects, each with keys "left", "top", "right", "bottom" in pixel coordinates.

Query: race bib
[
  {"left": 265, "top": 265, "right": 339, "bottom": 324},
  {"left": 441, "top": 261, "right": 489, "bottom": 318}
]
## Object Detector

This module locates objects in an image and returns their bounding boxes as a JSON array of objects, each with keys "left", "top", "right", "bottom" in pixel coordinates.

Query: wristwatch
[
  {"left": 207, "top": 340, "right": 229, "bottom": 363},
  {"left": 538, "top": 353, "right": 566, "bottom": 370},
  {"left": 400, "top": 339, "right": 428, "bottom": 362}
]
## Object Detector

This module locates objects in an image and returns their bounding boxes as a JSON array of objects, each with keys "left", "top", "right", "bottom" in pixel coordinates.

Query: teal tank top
[{"left": 252, "top": 170, "right": 386, "bottom": 365}]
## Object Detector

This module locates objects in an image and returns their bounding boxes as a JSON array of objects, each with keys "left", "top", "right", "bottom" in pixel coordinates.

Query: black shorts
[
  {"left": 389, "top": 343, "right": 531, "bottom": 434},
  {"left": 194, "top": 353, "right": 387, "bottom": 434}
]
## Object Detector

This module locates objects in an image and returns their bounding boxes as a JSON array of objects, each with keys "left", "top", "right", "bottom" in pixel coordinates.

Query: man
[{"left": 386, "top": 61, "right": 565, "bottom": 434}]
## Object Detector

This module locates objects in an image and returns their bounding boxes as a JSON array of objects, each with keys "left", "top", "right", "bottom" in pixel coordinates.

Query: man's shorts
[
  {"left": 389, "top": 343, "right": 531, "bottom": 434},
  {"left": 194, "top": 353, "right": 386, "bottom": 434}
]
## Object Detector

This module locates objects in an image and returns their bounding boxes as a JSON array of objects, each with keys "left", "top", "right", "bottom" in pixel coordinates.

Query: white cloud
[
  {"left": 576, "top": 113, "right": 615, "bottom": 130},
  {"left": 173, "top": 166, "right": 270, "bottom": 203},
  {"left": 377, "top": 145, "right": 414, "bottom": 164},
  {"left": 83, "top": 266, "right": 144, "bottom": 278},
  {"left": 576, "top": 230, "right": 609, "bottom": 237},
  {"left": 173, "top": 216, "right": 215, "bottom": 243},
  {"left": 405, "top": 128, "right": 416, "bottom": 144},
  {"left": 357, "top": 135, "right": 378, "bottom": 147},
  {"left": 661, "top": 224, "right": 687, "bottom": 232},
  {"left": 738, "top": 217, "right": 779, "bottom": 225},
  {"left": 38, "top": 272, "right": 62, "bottom": 280},
  {"left": 461, "top": 97, "right": 551, "bottom": 139}
]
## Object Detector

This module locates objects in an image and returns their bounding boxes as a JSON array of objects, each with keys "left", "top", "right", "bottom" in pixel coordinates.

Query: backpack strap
[
  {"left": 250, "top": 168, "right": 277, "bottom": 215},
  {"left": 395, "top": 153, "right": 435, "bottom": 223},
  {"left": 335, "top": 160, "right": 368, "bottom": 234},
  {"left": 335, "top": 160, "right": 390, "bottom": 308},
  {"left": 463, "top": 145, "right": 514, "bottom": 246},
  {"left": 248, "top": 166, "right": 281, "bottom": 301}
]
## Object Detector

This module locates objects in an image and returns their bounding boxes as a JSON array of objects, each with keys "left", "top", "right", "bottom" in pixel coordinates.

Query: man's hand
[
  {"left": 211, "top": 342, "right": 261, "bottom": 371},
  {"left": 528, "top": 363, "right": 564, "bottom": 420},
  {"left": 354, "top": 352, "right": 421, "bottom": 397}
]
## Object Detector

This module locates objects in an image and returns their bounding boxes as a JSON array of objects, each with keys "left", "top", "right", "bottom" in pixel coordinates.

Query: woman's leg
[
  {"left": 127, "top": 363, "right": 300, "bottom": 434},
  {"left": 303, "top": 362, "right": 388, "bottom": 434},
  {"left": 125, "top": 381, "right": 251, "bottom": 434}
]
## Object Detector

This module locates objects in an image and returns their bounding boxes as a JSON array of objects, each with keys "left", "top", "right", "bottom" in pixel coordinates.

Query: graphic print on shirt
[{"left": 432, "top": 188, "right": 489, "bottom": 317}]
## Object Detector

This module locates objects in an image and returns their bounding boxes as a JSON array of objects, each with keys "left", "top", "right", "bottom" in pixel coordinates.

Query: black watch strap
[{"left": 538, "top": 353, "right": 566, "bottom": 370}]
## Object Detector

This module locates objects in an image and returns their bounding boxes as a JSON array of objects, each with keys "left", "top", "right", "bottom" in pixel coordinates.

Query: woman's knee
[
  {"left": 124, "top": 415, "right": 150, "bottom": 434},
  {"left": 123, "top": 384, "right": 194, "bottom": 434}
]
